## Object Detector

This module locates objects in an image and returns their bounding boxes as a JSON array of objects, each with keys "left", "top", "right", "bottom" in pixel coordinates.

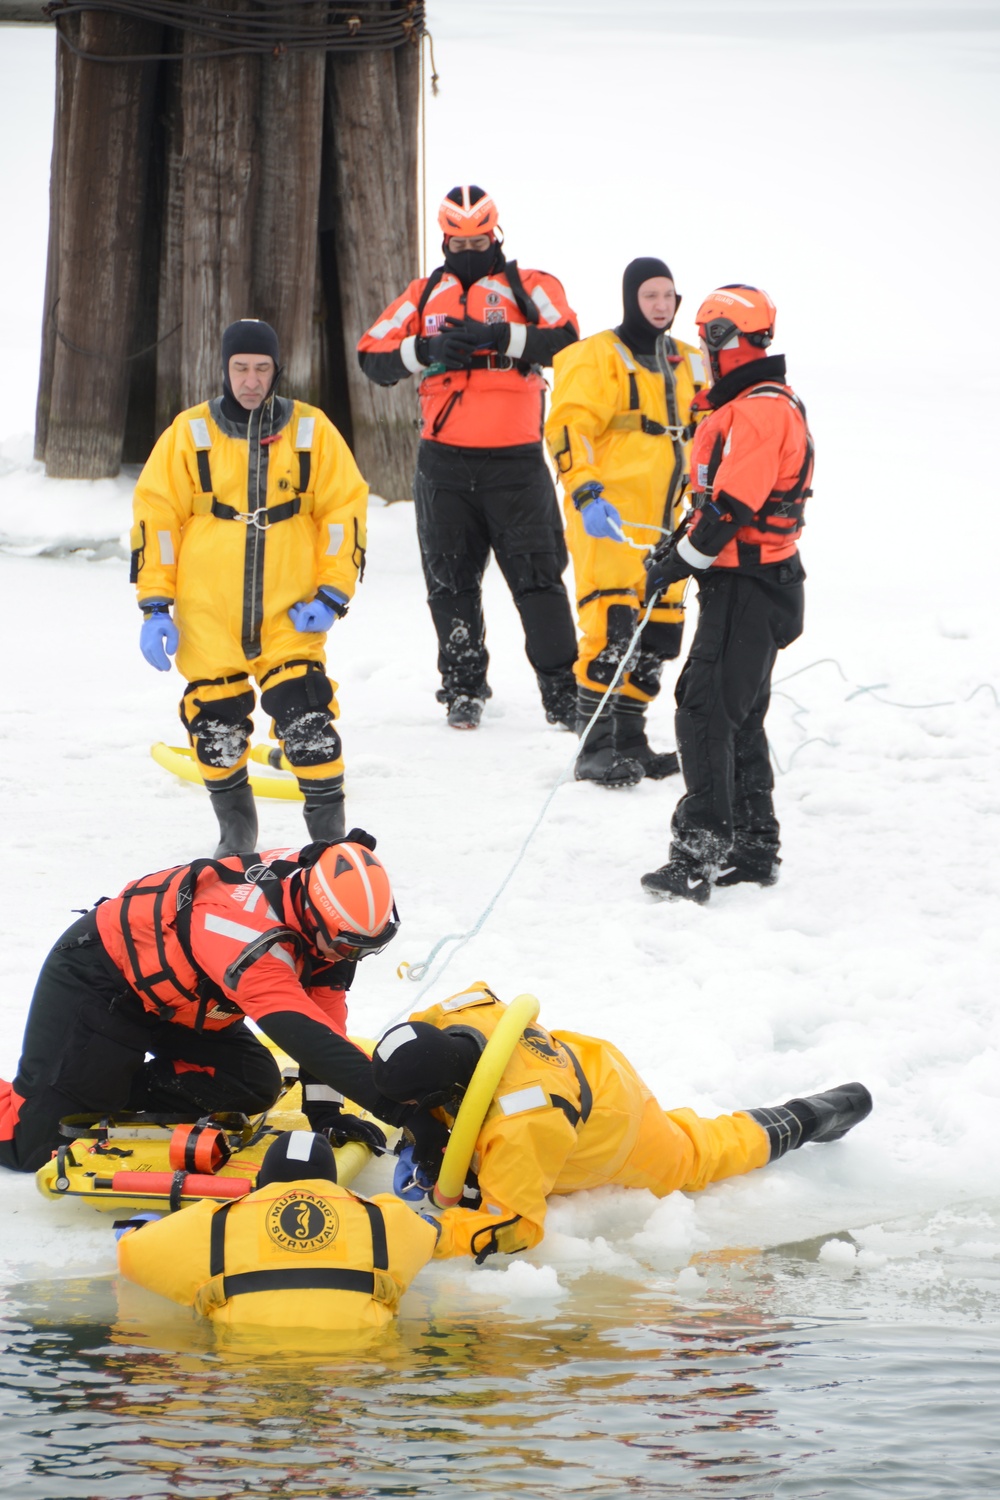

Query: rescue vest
[
  {"left": 691, "top": 381, "right": 814, "bottom": 563},
  {"left": 97, "top": 851, "right": 322, "bottom": 1031}
]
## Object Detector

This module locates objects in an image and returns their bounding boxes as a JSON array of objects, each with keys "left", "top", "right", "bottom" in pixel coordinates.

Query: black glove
[
  {"left": 417, "top": 327, "right": 475, "bottom": 371},
  {"left": 643, "top": 536, "right": 693, "bottom": 600},
  {"left": 315, "top": 1105, "right": 387, "bottom": 1156},
  {"left": 401, "top": 1107, "right": 450, "bottom": 1178},
  {"left": 444, "top": 316, "right": 509, "bottom": 354}
]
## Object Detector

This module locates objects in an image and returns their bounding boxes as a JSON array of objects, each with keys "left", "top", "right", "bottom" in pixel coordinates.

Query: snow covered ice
[{"left": 1, "top": 0, "right": 999, "bottom": 1331}]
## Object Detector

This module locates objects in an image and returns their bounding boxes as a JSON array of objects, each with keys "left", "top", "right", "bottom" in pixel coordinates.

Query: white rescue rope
[{"left": 389, "top": 595, "right": 661, "bottom": 1014}]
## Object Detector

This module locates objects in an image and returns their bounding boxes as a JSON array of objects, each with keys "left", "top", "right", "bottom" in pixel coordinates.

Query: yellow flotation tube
[
  {"left": 151, "top": 742, "right": 304, "bottom": 801},
  {"left": 432, "top": 993, "right": 540, "bottom": 1209}
]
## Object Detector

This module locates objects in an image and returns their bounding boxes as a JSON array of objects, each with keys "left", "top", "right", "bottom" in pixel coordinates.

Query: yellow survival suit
[
  {"left": 403, "top": 986, "right": 769, "bottom": 1262},
  {"left": 546, "top": 330, "right": 705, "bottom": 700},
  {"left": 118, "top": 1177, "right": 438, "bottom": 1332},
  {"left": 132, "top": 395, "right": 368, "bottom": 795}
]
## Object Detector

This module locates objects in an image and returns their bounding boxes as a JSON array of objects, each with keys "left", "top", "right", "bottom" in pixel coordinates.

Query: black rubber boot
[
  {"left": 715, "top": 852, "right": 781, "bottom": 888},
  {"left": 538, "top": 670, "right": 579, "bottom": 732},
  {"left": 575, "top": 688, "right": 644, "bottom": 788},
  {"left": 208, "top": 782, "right": 258, "bottom": 858},
  {"left": 447, "top": 695, "right": 485, "bottom": 730},
  {"left": 302, "top": 787, "right": 346, "bottom": 844},
  {"left": 746, "top": 1082, "right": 873, "bottom": 1160},
  {"left": 640, "top": 852, "right": 712, "bottom": 904},
  {"left": 614, "top": 697, "right": 680, "bottom": 779}
]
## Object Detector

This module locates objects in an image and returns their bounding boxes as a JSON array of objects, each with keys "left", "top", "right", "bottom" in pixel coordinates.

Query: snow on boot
[
  {"left": 746, "top": 1082, "right": 873, "bottom": 1160},
  {"left": 640, "top": 854, "right": 712, "bottom": 904},
  {"left": 540, "top": 672, "right": 579, "bottom": 732},
  {"left": 575, "top": 688, "right": 643, "bottom": 788},
  {"left": 447, "top": 695, "right": 485, "bottom": 730},
  {"left": 208, "top": 782, "right": 258, "bottom": 858},
  {"left": 303, "top": 786, "right": 346, "bottom": 844},
  {"left": 614, "top": 697, "right": 680, "bottom": 779}
]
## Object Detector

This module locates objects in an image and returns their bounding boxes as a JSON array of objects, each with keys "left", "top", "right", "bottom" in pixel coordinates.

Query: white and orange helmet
[
  {"left": 437, "top": 184, "right": 500, "bottom": 240},
  {"left": 696, "top": 284, "right": 776, "bottom": 379},
  {"left": 298, "top": 838, "right": 399, "bottom": 961}
]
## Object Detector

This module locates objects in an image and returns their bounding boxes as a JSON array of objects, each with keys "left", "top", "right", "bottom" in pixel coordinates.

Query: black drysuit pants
[
  {"left": 670, "top": 558, "right": 805, "bottom": 869},
  {"left": 413, "top": 440, "right": 578, "bottom": 703},
  {"left": 0, "top": 910, "right": 282, "bottom": 1173}
]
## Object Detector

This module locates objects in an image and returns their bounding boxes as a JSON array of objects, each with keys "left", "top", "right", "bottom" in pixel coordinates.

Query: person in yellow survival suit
[
  {"left": 116, "top": 1130, "right": 439, "bottom": 1332},
  {"left": 132, "top": 318, "right": 368, "bottom": 856},
  {"left": 372, "top": 985, "right": 873, "bottom": 1263},
  {"left": 545, "top": 259, "right": 706, "bottom": 788}
]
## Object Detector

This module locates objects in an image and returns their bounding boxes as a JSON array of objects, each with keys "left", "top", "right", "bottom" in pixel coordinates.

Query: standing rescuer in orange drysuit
[
  {"left": 358, "top": 185, "right": 580, "bottom": 732},
  {"left": 640, "top": 285, "right": 814, "bottom": 905},
  {"left": 132, "top": 318, "right": 368, "bottom": 857},
  {"left": 371, "top": 986, "right": 872, "bottom": 1262},
  {"left": 546, "top": 258, "right": 705, "bottom": 788}
]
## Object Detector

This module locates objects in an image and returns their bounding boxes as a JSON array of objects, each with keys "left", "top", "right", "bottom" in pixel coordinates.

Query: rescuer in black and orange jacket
[
  {"left": 118, "top": 1130, "right": 439, "bottom": 1334},
  {"left": 358, "top": 185, "right": 580, "bottom": 732},
  {"left": 372, "top": 985, "right": 871, "bottom": 1262},
  {"left": 639, "top": 286, "right": 814, "bottom": 904},
  {"left": 0, "top": 832, "right": 423, "bottom": 1174}
]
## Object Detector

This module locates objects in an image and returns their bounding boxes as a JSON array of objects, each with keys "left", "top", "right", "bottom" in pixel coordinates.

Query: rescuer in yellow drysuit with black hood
[
  {"left": 117, "top": 1129, "right": 439, "bottom": 1333},
  {"left": 373, "top": 985, "right": 873, "bottom": 1263},
  {"left": 546, "top": 258, "right": 706, "bottom": 788},
  {"left": 132, "top": 319, "right": 368, "bottom": 856}
]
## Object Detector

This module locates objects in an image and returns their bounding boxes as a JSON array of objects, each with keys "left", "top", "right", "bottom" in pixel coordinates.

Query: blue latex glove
[
  {"left": 573, "top": 482, "right": 623, "bottom": 541},
  {"left": 393, "top": 1142, "right": 435, "bottom": 1203},
  {"left": 113, "top": 1211, "right": 162, "bottom": 1241},
  {"left": 289, "top": 596, "right": 337, "bottom": 633},
  {"left": 140, "top": 608, "right": 179, "bottom": 671}
]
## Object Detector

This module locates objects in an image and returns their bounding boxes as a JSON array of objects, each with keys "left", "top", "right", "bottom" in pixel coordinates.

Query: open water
[{"left": 1, "top": 1227, "right": 998, "bottom": 1500}]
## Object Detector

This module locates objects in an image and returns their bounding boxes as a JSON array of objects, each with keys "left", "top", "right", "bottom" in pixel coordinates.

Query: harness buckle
[{"left": 242, "top": 509, "right": 271, "bottom": 531}]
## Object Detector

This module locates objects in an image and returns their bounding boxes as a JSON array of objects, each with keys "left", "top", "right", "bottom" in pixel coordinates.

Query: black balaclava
[
  {"left": 372, "top": 1022, "right": 480, "bottom": 1111},
  {"left": 443, "top": 238, "right": 504, "bottom": 291},
  {"left": 220, "top": 318, "right": 281, "bottom": 424},
  {"left": 616, "top": 257, "right": 677, "bottom": 357},
  {"left": 257, "top": 1129, "right": 337, "bottom": 1189}
]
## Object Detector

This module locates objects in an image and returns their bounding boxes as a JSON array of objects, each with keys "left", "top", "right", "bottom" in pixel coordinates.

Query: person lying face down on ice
[
  {"left": 373, "top": 983, "right": 872, "bottom": 1263},
  {"left": 0, "top": 831, "right": 437, "bottom": 1174},
  {"left": 116, "top": 1130, "right": 439, "bottom": 1332}
]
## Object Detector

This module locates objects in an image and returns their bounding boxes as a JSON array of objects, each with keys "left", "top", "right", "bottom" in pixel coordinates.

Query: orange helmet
[
  {"left": 298, "top": 840, "right": 399, "bottom": 961},
  {"left": 437, "top": 184, "right": 499, "bottom": 240},
  {"left": 696, "top": 285, "right": 776, "bottom": 380}
]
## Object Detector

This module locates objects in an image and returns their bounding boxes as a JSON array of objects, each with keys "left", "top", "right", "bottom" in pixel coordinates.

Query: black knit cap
[
  {"left": 617, "top": 256, "right": 677, "bottom": 356},
  {"left": 222, "top": 318, "right": 280, "bottom": 370},
  {"left": 257, "top": 1130, "right": 337, "bottom": 1189},
  {"left": 372, "top": 1022, "right": 478, "bottom": 1107}
]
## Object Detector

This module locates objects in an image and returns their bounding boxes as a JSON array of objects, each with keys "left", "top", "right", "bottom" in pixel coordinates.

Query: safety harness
[
  {"left": 207, "top": 1191, "right": 394, "bottom": 1304},
  {"left": 189, "top": 414, "right": 314, "bottom": 531},
  {"left": 698, "top": 383, "right": 814, "bottom": 536}
]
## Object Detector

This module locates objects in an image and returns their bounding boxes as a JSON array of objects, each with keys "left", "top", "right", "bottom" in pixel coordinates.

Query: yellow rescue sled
[
  {"left": 36, "top": 1076, "right": 390, "bottom": 1216},
  {"left": 151, "top": 742, "right": 304, "bottom": 801}
]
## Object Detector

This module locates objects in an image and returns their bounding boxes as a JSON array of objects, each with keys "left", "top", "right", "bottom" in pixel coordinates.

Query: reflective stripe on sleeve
[
  {"left": 506, "top": 323, "right": 527, "bottom": 359},
  {"left": 678, "top": 533, "right": 717, "bottom": 570},
  {"left": 296, "top": 416, "right": 315, "bottom": 449},
  {"left": 497, "top": 1085, "right": 548, "bottom": 1117},
  {"left": 400, "top": 335, "right": 425, "bottom": 375},
  {"left": 530, "top": 283, "right": 561, "bottom": 325},
  {"left": 157, "top": 531, "right": 175, "bottom": 565},
  {"left": 326, "top": 523, "right": 345, "bottom": 556},
  {"left": 188, "top": 417, "right": 211, "bottom": 449},
  {"left": 304, "top": 1084, "right": 345, "bottom": 1105},
  {"left": 368, "top": 300, "right": 416, "bottom": 340}
]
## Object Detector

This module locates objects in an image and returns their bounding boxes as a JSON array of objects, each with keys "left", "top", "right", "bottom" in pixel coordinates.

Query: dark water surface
[{"left": 2, "top": 1248, "right": 998, "bottom": 1500}]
